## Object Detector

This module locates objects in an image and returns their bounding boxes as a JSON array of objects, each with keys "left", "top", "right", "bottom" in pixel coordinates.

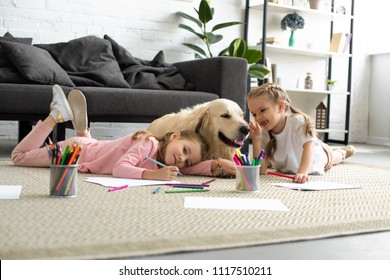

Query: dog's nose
[{"left": 240, "top": 125, "right": 250, "bottom": 135}]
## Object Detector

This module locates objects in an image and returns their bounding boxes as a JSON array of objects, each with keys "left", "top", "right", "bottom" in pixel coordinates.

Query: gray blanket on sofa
[
  {"left": 104, "top": 35, "right": 193, "bottom": 90},
  {"left": 0, "top": 32, "right": 192, "bottom": 90}
]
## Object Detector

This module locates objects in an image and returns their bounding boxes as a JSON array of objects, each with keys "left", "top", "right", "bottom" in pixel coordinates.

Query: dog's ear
[{"left": 195, "top": 110, "right": 210, "bottom": 134}]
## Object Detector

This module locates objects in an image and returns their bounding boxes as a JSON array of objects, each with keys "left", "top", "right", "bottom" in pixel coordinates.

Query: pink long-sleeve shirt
[
  {"left": 78, "top": 134, "right": 212, "bottom": 179},
  {"left": 12, "top": 121, "right": 212, "bottom": 179}
]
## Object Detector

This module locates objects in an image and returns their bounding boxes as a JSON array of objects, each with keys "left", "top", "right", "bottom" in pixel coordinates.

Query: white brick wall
[{"left": 0, "top": 0, "right": 243, "bottom": 140}]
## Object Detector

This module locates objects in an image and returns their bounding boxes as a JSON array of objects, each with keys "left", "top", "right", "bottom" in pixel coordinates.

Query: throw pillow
[
  {"left": 3, "top": 32, "right": 33, "bottom": 44},
  {"left": 0, "top": 32, "right": 33, "bottom": 67},
  {"left": 0, "top": 40, "right": 75, "bottom": 86},
  {"left": 0, "top": 66, "right": 31, "bottom": 84},
  {"left": 36, "top": 36, "right": 130, "bottom": 88},
  {"left": 0, "top": 32, "right": 34, "bottom": 83}
]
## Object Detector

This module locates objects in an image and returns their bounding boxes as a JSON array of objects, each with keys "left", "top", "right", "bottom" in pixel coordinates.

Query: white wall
[
  {"left": 368, "top": 54, "right": 390, "bottom": 146},
  {"left": 0, "top": 0, "right": 375, "bottom": 144}
]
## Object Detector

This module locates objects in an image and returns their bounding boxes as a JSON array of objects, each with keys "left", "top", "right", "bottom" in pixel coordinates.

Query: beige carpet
[{"left": 1, "top": 160, "right": 390, "bottom": 259}]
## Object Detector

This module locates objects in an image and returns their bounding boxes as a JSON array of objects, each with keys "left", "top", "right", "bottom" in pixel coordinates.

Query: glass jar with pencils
[
  {"left": 48, "top": 142, "right": 81, "bottom": 198},
  {"left": 50, "top": 164, "right": 78, "bottom": 197}
]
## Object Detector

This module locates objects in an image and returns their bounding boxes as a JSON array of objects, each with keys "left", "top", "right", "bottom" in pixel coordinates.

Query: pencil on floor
[{"left": 165, "top": 189, "right": 209, "bottom": 194}]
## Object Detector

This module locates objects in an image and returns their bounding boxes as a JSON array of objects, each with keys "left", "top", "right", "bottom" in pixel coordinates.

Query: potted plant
[
  {"left": 326, "top": 79, "right": 337, "bottom": 90},
  {"left": 176, "top": 0, "right": 269, "bottom": 79},
  {"left": 281, "top": 12, "right": 305, "bottom": 47}
]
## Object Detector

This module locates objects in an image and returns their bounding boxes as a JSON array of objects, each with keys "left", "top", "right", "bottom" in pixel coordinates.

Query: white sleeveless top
[{"left": 262, "top": 114, "right": 326, "bottom": 175}]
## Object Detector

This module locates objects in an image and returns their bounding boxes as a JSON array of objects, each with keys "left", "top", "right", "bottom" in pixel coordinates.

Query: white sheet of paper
[
  {"left": 184, "top": 197, "right": 289, "bottom": 211},
  {"left": 85, "top": 177, "right": 180, "bottom": 188},
  {"left": 271, "top": 181, "right": 362, "bottom": 191},
  {"left": 0, "top": 185, "right": 22, "bottom": 199}
]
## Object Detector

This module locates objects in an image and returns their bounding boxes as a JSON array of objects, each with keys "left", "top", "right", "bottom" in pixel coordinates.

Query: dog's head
[{"left": 195, "top": 99, "right": 249, "bottom": 148}]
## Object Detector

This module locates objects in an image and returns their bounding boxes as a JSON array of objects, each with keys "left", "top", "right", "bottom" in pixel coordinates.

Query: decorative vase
[
  {"left": 309, "top": 0, "right": 320, "bottom": 10},
  {"left": 327, "top": 84, "right": 335, "bottom": 91},
  {"left": 304, "top": 72, "right": 313, "bottom": 89},
  {"left": 288, "top": 30, "right": 295, "bottom": 47}
]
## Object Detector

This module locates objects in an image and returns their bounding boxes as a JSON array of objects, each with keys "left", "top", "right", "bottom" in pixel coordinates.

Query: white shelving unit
[{"left": 245, "top": 0, "right": 354, "bottom": 144}]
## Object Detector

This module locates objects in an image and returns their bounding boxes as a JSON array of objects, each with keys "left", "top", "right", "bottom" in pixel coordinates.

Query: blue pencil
[{"left": 146, "top": 156, "right": 183, "bottom": 175}]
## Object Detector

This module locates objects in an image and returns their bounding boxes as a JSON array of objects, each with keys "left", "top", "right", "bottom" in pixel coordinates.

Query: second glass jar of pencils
[{"left": 235, "top": 165, "right": 260, "bottom": 192}]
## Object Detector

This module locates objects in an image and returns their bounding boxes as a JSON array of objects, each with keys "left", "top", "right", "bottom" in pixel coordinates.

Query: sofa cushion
[
  {"left": 104, "top": 35, "right": 193, "bottom": 90},
  {"left": 36, "top": 36, "right": 130, "bottom": 88},
  {"left": 0, "top": 32, "right": 33, "bottom": 83},
  {"left": 0, "top": 40, "right": 75, "bottom": 86}
]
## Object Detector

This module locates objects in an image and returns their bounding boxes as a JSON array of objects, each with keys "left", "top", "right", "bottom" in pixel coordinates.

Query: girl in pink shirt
[{"left": 12, "top": 85, "right": 220, "bottom": 180}]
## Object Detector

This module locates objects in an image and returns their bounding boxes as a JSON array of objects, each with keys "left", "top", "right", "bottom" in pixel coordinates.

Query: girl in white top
[{"left": 247, "top": 83, "right": 355, "bottom": 183}]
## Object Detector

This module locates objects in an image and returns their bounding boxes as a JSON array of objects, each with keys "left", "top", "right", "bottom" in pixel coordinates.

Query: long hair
[
  {"left": 132, "top": 130, "right": 208, "bottom": 164},
  {"left": 246, "top": 83, "right": 316, "bottom": 160}
]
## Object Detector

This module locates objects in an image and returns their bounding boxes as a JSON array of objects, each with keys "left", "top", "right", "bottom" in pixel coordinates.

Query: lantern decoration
[{"left": 316, "top": 102, "right": 327, "bottom": 129}]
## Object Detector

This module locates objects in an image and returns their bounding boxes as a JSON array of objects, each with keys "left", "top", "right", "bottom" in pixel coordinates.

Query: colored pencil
[
  {"left": 108, "top": 185, "right": 129, "bottom": 192},
  {"left": 267, "top": 171, "right": 295, "bottom": 180},
  {"left": 166, "top": 183, "right": 209, "bottom": 187},
  {"left": 172, "top": 185, "right": 204, "bottom": 189},
  {"left": 165, "top": 189, "right": 209, "bottom": 193},
  {"left": 201, "top": 179, "right": 216, "bottom": 185}
]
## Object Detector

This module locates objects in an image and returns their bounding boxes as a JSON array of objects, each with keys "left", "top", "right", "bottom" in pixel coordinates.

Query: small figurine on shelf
[
  {"left": 316, "top": 102, "right": 327, "bottom": 129},
  {"left": 304, "top": 72, "right": 313, "bottom": 89}
]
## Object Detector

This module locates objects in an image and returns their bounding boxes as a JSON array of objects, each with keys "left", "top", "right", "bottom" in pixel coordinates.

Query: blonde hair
[
  {"left": 132, "top": 130, "right": 208, "bottom": 164},
  {"left": 247, "top": 83, "right": 316, "bottom": 160}
]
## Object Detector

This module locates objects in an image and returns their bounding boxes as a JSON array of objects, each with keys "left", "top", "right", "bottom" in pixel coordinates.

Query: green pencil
[{"left": 165, "top": 189, "right": 210, "bottom": 194}]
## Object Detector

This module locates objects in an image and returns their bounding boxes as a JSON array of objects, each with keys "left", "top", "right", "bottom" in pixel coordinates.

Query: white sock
[{"left": 50, "top": 109, "right": 62, "bottom": 123}]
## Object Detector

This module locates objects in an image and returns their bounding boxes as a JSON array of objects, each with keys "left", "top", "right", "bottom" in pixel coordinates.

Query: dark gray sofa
[{"left": 0, "top": 33, "right": 248, "bottom": 143}]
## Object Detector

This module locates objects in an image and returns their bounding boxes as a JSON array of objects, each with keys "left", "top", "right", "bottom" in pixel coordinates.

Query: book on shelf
[
  {"left": 342, "top": 33, "right": 352, "bottom": 53},
  {"left": 258, "top": 37, "right": 283, "bottom": 45},
  {"left": 329, "top": 32, "right": 351, "bottom": 53}
]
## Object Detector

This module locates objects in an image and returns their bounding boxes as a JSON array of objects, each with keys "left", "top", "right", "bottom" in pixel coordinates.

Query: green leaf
[
  {"left": 242, "top": 49, "right": 263, "bottom": 64},
  {"left": 228, "top": 38, "right": 246, "bottom": 57},
  {"left": 212, "top": 21, "right": 242, "bottom": 32},
  {"left": 248, "top": 64, "right": 270, "bottom": 79},
  {"left": 206, "top": 33, "right": 223, "bottom": 44},
  {"left": 179, "top": 24, "right": 205, "bottom": 39},
  {"left": 195, "top": 53, "right": 205, "bottom": 59},
  {"left": 199, "top": 0, "right": 213, "bottom": 24},
  {"left": 217, "top": 47, "right": 229, "bottom": 57},
  {"left": 176, "top": 11, "right": 202, "bottom": 28},
  {"left": 182, "top": 43, "right": 207, "bottom": 57}
]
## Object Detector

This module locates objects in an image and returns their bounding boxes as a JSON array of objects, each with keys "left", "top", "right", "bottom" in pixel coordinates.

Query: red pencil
[{"left": 267, "top": 171, "right": 295, "bottom": 180}]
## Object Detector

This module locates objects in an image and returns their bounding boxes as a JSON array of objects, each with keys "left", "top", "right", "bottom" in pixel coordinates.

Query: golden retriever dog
[{"left": 147, "top": 98, "right": 250, "bottom": 162}]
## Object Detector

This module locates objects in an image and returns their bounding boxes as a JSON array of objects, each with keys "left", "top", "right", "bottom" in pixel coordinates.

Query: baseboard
[{"left": 367, "top": 136, "right": 390, "bottom": 146}]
